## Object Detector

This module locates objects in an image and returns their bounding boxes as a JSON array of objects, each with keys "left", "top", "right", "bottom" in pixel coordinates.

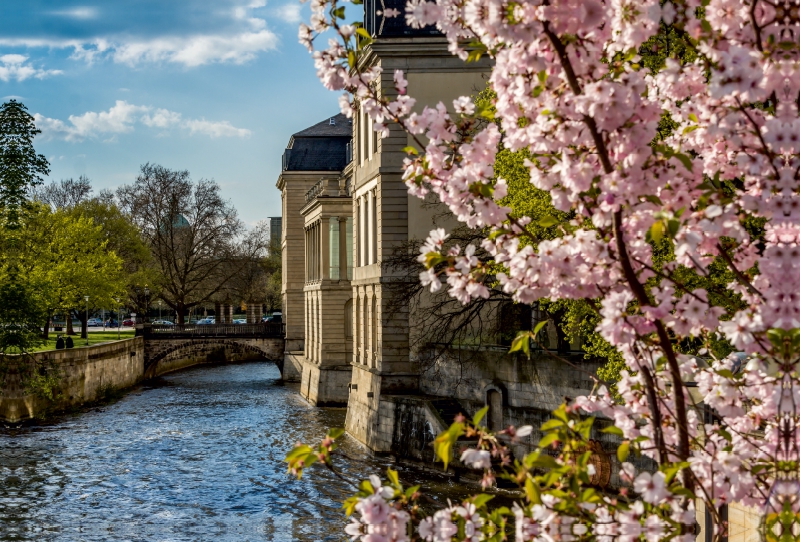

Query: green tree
[
  {"left": 14, "top": 203, "right": 127, "bottom": 340},
  {"left": 0, "top": 100, "right": 49, "bottom": 355}
]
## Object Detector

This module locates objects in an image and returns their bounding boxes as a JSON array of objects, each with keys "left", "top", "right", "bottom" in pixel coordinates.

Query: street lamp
[
  {"left": 84, "top": 295, "right": 90, "bottom": 346},
  {"left": 158, "top": 300, "right": 162, "bottom": 321},
  {"left": 114, "top": 297, "right": 121, "bottom": 340},
  {"left": 144, "top": 286, "right": 150, "bottom": 323}
]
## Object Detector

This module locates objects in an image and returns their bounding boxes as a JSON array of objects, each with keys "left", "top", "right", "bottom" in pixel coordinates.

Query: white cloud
[
  {"left": 273, "top": 3, "right": 302, "bottom": 23},
  {"left": 36, "top": 101, "right": 251, "bottom": 141},
  {"left": 0, "top": 2, "right": 277, "bottom": 68},
  {"left": 142, "top": 108, "right": 183, "bottom": 128},
  {"left": 0, "top": 54, "right": 62, "bottom": 82},
  {"left": 48, "top": 7, "right": 99, "bottom": 20},
  {"left": 234, "top": 0, "right": 268, "bottom": 29},
  {"left": 109, "top": 31, "right": 278, "bottom": 66},
  {"left": 185, "top": 119, "right": 252, "bottom": 138}
]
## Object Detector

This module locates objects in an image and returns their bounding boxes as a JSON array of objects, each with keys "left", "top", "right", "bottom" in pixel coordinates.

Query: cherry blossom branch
[{"left": 716, "top": 242, "right": 764, "bottom": 299}]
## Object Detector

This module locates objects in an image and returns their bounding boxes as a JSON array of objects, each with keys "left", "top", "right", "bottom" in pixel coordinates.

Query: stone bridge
[{"left": 138, "top": 324, "right": 285, "bottom": 378}]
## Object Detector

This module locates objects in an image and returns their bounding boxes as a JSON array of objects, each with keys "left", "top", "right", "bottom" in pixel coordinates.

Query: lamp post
[
  {"left": 115, "top": 297, "right": 121, "bottom": 340},
  {"left": 144, "top": 286, "right": 150, "bottom": 323},
  {"left": 158, "top": 300, "right": 162, "bottom": 321},
  {"left": 84, "top": 295, "right": 89, "bottom": 346}
]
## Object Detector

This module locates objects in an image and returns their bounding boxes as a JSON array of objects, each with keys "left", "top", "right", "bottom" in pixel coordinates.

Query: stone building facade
[{"left": 276, "top": 114, "right": 355, "bottom": 404}]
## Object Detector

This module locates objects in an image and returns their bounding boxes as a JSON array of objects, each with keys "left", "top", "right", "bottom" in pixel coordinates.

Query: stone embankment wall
[
  {"left": 412, "top": 347, "right": 650, "bottom": 487},
  {"left": 0, "top": 338, "right": 145, "bottom": 423}
]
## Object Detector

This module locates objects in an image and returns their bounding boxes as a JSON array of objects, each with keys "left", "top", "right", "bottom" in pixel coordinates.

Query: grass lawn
[{"left": 31, "top": 330, "right": 136, "bottom": 352}]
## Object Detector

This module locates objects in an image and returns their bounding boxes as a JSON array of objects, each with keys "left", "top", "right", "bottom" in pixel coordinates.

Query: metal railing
[{"left": 139, "top": 323, "right": 285, "bottom": 339}]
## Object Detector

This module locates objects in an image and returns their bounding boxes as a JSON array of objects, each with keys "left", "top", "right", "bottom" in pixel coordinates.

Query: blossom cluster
[{"left": 300, "top": 0, "right": 800, "bottom": 539}]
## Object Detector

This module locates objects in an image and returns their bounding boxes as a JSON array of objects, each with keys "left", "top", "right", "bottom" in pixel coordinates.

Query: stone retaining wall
[{"left": 0, "top": 338, "right": 145, "bottom": 423}]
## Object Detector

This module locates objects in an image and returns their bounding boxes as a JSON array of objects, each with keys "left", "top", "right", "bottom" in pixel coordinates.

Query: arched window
[{"left": 487, "top": 389, "right": 503, "bottom": 431}]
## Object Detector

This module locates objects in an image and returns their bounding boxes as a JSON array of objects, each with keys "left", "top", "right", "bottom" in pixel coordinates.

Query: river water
[{"left": 0, "top": 362, "right": 462, "bottom": 542}]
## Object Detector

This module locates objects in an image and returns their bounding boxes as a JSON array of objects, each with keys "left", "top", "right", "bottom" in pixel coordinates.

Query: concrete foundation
[{"left": 298, "top": 361, "right": 352, "bottom": 406}]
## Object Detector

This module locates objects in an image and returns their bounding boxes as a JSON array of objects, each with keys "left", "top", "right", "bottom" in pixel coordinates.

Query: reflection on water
[{"left": 0, "top": 362, "right": 468, "bottom": 541}]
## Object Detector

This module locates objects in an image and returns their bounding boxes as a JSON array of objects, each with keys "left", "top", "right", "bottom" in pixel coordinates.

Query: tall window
[
  {"left": 371, "top": 295, "right": 377, "bottom": 365},
  {"left": 356, "top": 292, "right": 361, "bottom": 363},
  {"left": 355, "top": 200, "right": 360, "bottom": 267},
  {"left": 329, "top": 217, "right": 340, "bottom": 279},
  {"left": 359, "top": 197, "right": 366, "bottom": 267},
  {"left": 345, "top": 217, "right": 353, "bottom": 280},
  {"left": 371, "top": 191, "right": 377, "bottom": 265},
  {"left": 359, "top": 109, "right": 365, "bottom": 165}
]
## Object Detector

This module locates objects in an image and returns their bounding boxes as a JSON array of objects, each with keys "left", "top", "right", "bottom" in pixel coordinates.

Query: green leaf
[
  {"left": 649, "top": 221, "right": 664, "bottom": 243},
  {"left": 532, "top": 320, "right": 547, "bottom": 337},
  {"left": 530, "top": 454, "right": 560, "bottom": 470},
  {"left": 674, "top": 152, "right": 693, "bottom": 172},
  {"left": 540, "top": 419, "right": 564, "bottom": 431},
  {"left": 643, "top": 194, "right": 663, "bottom": 206},
  {"left": 524, "top": 477, "right": 541, "bottom": 504},
  {"left": 386, "top": 468, "right": 399, "bottom": 487},
  {"left": 688, "top": 113, "right": 699, "bottom": 123},
  {"left": 402, "top": 145, "right": 418, "bottom": 156},
  {"left": 329, "top": 427, "right": 345, "bottom": 439},
  {"left": 471, "top": 493, "right": 495, "bottom": 508},
  {"left": 509, "top": 331, "right": 531, "bottom": 358},
  {"left": 538, "top": 433, "right": 559, "bottom": 448},
  {"left": 538, "top": 215, "right": 558, "bottom": 227},
  {"left": 667, "top": 218, "right": 681, "bottom": 238},
  {"left": 601, "top": 425, "right": 624, "bottom": 437},
  {"left": 360, "top": 479, "right": 374, "bottom": 493},
  {"left": 355, "top": 27, "right": 372, "bottom": 39},
  {"left": 467, "top": 49, "right": 483, "bottom": 63},
  {"left": 473, "top": 405, "right": 490, "bottom": 427},
  {"left": 617, "top": 440, "right": 631, "bottom": 463}
]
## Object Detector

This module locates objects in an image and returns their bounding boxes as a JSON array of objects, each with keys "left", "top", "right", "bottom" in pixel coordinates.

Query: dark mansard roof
[{"left": 282, "top": 113, "right": 352, "bottom": 172}]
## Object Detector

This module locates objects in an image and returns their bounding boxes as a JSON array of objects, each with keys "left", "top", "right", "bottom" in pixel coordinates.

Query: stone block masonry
[
  {"left": 0, "top": 338, "right": 145, "bottom": 423},
  {"left": 143, "top": 338, "right": 284, "bottom": 379}
]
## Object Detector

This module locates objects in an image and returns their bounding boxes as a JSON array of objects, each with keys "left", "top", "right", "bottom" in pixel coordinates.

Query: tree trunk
[
  {"left": 79, "top": 310, "right": 88, "bottom": 340},
  {"left": 67, "top": 313, "right": 74, "bottom": 335},
  {"left": 42, "top": 313, "right": 51, "bottom": 340},
  {"left": 177, "top": 303, "right": 186, "bottom": 325}
]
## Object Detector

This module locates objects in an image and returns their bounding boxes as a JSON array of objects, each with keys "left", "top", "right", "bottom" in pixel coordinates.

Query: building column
[{"left": 321, "top": 217, "right": 330, "bottom": 281}]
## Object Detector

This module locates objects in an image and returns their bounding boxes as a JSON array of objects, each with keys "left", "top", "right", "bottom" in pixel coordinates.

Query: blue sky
[{"left": 0, "top": 0, "right": 342, "bottom": 225}]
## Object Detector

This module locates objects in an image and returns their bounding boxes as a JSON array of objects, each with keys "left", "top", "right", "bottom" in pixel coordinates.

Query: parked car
[
  {"left": 264, "top": 314, "right": 283, "bottom": 323},
  {"left": 87, "top": 318, "right": 103, "bottom": 327},
  {"left": 196, "top": 317, "right": 215, "bottom": 325},
  {"left": 106, "top": 319, "right": 119, "bottom": 327},
  {"left": 122, "top": 319, "right": 134, "bottom": 326},
  {"left": 152, "top": 319, "right": 174, "bottom": 326},
  {"left": 233, "top": 318, "right": 247, "bottom": 324}
]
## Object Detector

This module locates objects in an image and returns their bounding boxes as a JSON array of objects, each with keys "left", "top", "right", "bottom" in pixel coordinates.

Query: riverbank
[{"left": 0, "top": 337, "right": 145, "bottom": 423}]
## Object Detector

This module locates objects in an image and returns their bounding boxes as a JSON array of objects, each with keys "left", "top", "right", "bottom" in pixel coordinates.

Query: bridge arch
[{"left": 144, "top": 337, "right": 285, "bottom": 379}]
